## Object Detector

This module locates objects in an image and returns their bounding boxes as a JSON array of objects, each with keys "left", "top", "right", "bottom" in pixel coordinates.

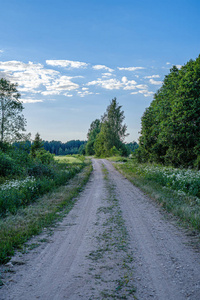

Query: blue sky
[{"left": 0, "top": 0, "right": 200, "bottom": 142}]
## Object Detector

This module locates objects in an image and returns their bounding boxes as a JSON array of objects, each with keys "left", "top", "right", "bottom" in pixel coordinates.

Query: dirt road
[{"left": 1, "top": 159, "right": 200, "bottom": 299}]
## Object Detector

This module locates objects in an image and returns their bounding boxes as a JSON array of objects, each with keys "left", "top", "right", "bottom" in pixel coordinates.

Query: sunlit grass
[{"left": 54, "top": 154, "right": 85, "bottom": 164}]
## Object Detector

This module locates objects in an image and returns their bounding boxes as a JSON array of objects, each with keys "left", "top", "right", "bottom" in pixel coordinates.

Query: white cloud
[
  {"left": 149, "top": 79, "right": 163, "bottom": 85},
  {"left": 0, "top": 60, "right": 60, "bottom": 93},
  {"left": 131, "top": 91, "right": 139, "bottom": 95},
  {"left": 121, "top": 76, "right": 128, "bottom": 83},
  {"left": 166, "top": 62, "right": 171, "bottom": 65},
  {"left": 118, "top": 66, "right": 145, "bottom": 71},
  {"left": 46, "top": 60, "right": 88, "bottom": 69},
  {"left": 144, "top": 75, "right": 160, "bottom": 79},
  {"left": 136, "top": 84, "right": 148, "bottom": 90},
  {"left": 176, "top": 65, "right": 182, "bottom": 69},
  {"left": 63, "top": 92, "right": 73, "bottom": 97},
  {"left": 77, "top": 90, "right": 94, "bottom": 97},
  {"left": 41, "top": 91, "right": 61, "bottom": 96},
  {"left": 123, "top": 79, "right": 137, "bottom": 90},
  {"left": 101, "top": 72, "right": 114, "bottom": 78},
  {"left": 138, "top": 90, "right": 154, "bottom": 97},
  {"left": 0, "top": 60, "right": 43, "bottom": 72},
  {"left": 45, "top": 76, "right": 79, "bottom": 92},
  {"left": 92, "top": 65, "right": 114, "bottom": 72},
  {"left": 87, "top": 78, "right": 123, "bottom": 90},
  {"left": 87, "top": 76, "right": 137, "bottom": 91},
  {"left": 21, "top": 98, "right": 43, "bottom": 103}
]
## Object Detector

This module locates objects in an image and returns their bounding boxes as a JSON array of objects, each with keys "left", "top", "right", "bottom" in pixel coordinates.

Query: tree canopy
[
  {"left": 0, "top": 78, "right": 27, "bottom": 143},
  {"left": 137, "top": 55, "right": 200, "bottom": 168},
  {"left": 87, "top": 98, "right": 129, "bottom": 157}
]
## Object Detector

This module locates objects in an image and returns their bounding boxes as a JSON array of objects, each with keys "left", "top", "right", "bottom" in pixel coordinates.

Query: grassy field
[
  {"left": 0, "top": 157, "right": 92, "bottom": 264},
  {"left": 54, "top": 154, "right": 85, "bottom": 164},
  {"left": 109, "top": 157, "right": 200, "bottom": 232}
]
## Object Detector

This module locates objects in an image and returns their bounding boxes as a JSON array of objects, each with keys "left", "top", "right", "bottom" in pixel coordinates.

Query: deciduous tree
[{"left": 0, "top": 78, "right": 26, "bottom": 143}]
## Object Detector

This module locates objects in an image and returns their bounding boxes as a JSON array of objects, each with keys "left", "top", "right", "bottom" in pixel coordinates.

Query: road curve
[{"left": 0, "top": 159, "right": 199, "bottom": 299}]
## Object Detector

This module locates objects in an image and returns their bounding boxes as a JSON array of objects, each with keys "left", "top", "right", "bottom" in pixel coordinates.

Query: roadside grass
[
  {"left": 0, "top": 160, "right": 92, "bottom": 264},
  {"left": 110, "top": 158, "right": 200, "bottom": 231},
  {"left": 0, "top": 155, "right": 87, "bottom": 217}
]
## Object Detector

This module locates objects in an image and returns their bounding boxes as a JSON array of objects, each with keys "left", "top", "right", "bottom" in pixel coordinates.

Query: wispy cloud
[
  {"left": 144, "top": 75, "right": 160, "bottom": 79},
  {"left": 45, "top": 76, "right": 79, "bottom": 93},
  {"left": 92, "top": 64, "right": 114, "bottom": 72},
  {"left": 149, "top": 79, "right": 163, "bottom": 85},
  {"left": 87, "top": 78, "right": 123, "bottom": 90},
  {"left": 0, "top": 58, "right": 157, "bottom": 100},
  {"left": 46, "top": 60, "right": 88, "bottom": 69},
  {"left": 0, "top": 60, "right": 59, "bottom": 93},
  {"left": 21, "top": 98, "right": 43, "bottom": 103},
  {"left": 131, "top": 90, "right": 154, "bottom": 97},
  {"left": 101, "top": 72, "right": 113, "bottom": 78},
  {"left": 118, "top": 66, "right": 145, "bottom": 71}
]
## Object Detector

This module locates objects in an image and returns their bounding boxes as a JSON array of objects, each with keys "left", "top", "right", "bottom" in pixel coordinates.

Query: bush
[
  {"left": 0, "top": 150, "right": 18, "bottom": 177},
  {"left": 34, "top": 149, "right": 54, "bottom": 164},
  {"left": 28, "top": 161, "right": 55, "bottom": 178}
]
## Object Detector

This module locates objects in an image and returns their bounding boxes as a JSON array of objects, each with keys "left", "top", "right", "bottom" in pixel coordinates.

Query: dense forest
[
  {"left": 13, "top": 139, "right": 86, "bottom": 155},
  {"left": 136, "top": 55, "right": 200, "bottom": 168}
]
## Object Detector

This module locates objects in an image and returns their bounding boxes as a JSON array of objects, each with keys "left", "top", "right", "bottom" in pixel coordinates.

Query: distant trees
[
  {"left": 0, "top": 78, "right": 27, "bottom": 143},
  {"left": 86, "top": 98, "right": 129, "bottom": 157},
  {"left": 137, "top": 55, "right": 200, "bottom": 168},
  {"left": 43, "top": 139, "right": 86, "bottom": 155},
  {"left": 86, "top": 119, "right": 101, "bottom": 155}
]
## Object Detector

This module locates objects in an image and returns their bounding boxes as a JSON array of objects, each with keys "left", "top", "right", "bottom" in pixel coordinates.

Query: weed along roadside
[
  {"left": 0, "top": 157, "right": 92, "bottom": 265},
  {"left": 109, "top": 157, "right": 200, "bottom": 232}
]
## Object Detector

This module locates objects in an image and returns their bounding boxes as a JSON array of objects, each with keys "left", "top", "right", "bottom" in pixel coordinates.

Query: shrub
[{"left": 0, "top": 150, "right": 18, "bottom": 177}]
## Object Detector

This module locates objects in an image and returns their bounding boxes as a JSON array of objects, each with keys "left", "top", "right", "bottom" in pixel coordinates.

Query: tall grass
[
  {"left": 0, "top": 160, "right": 92, "bottom": 264},
  {"left": 0, "top": 163, "right": 84, "bottom": 217},
  {"left": 113, "top": 159, "right": 200, "bottom": 231}
]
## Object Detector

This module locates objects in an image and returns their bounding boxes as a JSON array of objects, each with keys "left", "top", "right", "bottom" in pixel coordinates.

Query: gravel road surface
[{"left": 0, "top": 159, "right": 199, "bottom": 299}]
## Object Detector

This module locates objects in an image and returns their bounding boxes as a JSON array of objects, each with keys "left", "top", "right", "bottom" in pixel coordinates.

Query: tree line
[
  {"left": 136, "top": 54, "right": 200, "bottom": 168},
  {"left": 13, "top": 139, "right": 86, "bottom": 155}
]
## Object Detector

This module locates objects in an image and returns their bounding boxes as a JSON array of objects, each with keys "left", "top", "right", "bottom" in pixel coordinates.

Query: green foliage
[
  {"left": 125, "top": 141, "right": 139, "bottom": 154},
  {"left": 115, "top": 160, "right": 200, "bottom": 230},
  {"left": 86, "top": 119, "right": 101, "bottom": 155},
  {"left": 0, "top": 162, "right": 92, "bottom": 263},
  {"left": 0, "top": 150, "right": 18, "bottom": 177},
  {"left": 0, "top": 139, "right": 86, "bottom": 217},
  {"left": 34, "top": 148, "right": 54, "bottom": 164},
  {"left": 0, "top": 159, "right": 85, "bottom": 217},
  {"left": 43, "top": 139, "right": 86, "bottom": 155},
  {"left": 89, "top": 98, "right": 128, "bottom": 157},
  {"left": 138, "top": 55, "right": 200, "bottom": 168},
  {"left": 0, "top": 78, "right": 27, "bottom": 143},
  {"left": 30, "top": 132, "right": 44, "bottom": 157}
]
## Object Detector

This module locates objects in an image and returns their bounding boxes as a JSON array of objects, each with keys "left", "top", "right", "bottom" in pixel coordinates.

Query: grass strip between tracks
[{"left": 87, "top": 164, "right": 136, "bottom": 299}]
